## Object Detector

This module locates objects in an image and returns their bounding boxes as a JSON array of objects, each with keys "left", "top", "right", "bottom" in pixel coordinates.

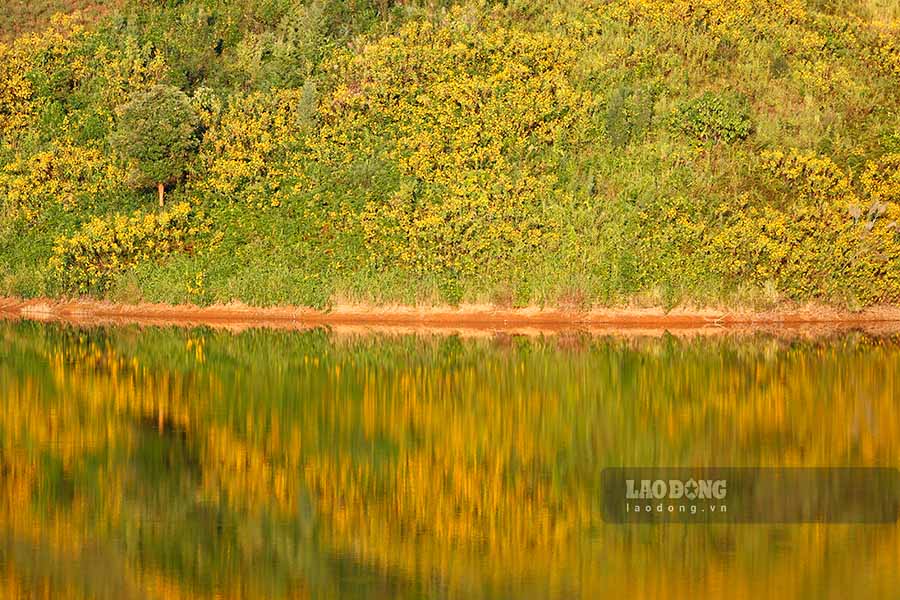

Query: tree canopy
[{"left": 111, "top": 84, "right": 199, "bottom": 205}]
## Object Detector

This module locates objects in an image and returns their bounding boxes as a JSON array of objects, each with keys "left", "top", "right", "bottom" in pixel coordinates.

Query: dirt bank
[{"left": 2, "top": 297, "right": 900, "bottom": 337}]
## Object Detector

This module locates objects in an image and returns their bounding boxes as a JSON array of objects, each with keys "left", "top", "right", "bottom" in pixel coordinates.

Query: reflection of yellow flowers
[{"left": 2, "top": 325, "right": 900, "bottom": 598}]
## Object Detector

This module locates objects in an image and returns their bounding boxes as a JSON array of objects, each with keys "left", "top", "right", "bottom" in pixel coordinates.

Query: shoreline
[{"left": 3, "top": 297, "right": 900, "bottom": 337}]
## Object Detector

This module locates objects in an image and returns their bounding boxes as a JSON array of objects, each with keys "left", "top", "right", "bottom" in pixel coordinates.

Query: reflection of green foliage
[
  {"left": 35, "top": 454, "right": 75, "bottom": 509},
  {"left": 1, "top": 321, "right": 900, "bottom": 598}
]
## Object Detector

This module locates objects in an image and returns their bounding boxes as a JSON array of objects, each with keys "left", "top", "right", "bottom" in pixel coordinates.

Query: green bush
[
  {"left": 669, "top": 91, "right": 753, "bottom": 145},
  {"left": 604, "top": 83, "right": 659, "bottom": 148}
]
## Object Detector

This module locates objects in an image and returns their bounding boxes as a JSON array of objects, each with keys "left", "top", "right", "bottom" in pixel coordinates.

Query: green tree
[{"left": 111, "top": 84, "right": 199, "bottom": 206}]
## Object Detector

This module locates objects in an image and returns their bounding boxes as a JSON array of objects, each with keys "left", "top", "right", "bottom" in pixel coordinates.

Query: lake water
[{"left": 1, "top": 320, "right": 898, "bottom": 599}]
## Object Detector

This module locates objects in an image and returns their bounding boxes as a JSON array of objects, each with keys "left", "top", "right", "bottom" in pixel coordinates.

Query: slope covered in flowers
[{"left": 1, "top": 0, "right": 899, "bottom": 308}]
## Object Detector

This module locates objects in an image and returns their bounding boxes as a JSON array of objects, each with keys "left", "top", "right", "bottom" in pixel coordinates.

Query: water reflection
[{"left": 0, "top": 321, "right": 897, "bottom": 598}]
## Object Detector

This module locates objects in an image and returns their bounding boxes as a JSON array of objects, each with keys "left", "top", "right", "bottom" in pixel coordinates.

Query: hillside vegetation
[
  {"left": 1, "top": 0, "right": 899, "bottom": 309},
  {"left": 0, "top": 0, "right": 115, "bottom": 40}
]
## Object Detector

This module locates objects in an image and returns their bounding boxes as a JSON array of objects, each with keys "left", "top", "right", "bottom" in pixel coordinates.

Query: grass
[{"left": 0, "top": 0, "right": 115, "bottom": 40}]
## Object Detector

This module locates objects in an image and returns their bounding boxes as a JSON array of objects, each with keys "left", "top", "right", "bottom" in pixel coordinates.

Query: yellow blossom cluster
[
  {"left": 0, "top": 142, "right": 126, "bottom": 220},
  {"left": 198, "top": 88, "right": 312, "bottom": 206},
  {"left": 50, "top": 202, "right": 207, "bottom": 292},
  {"left": 707, "top": 150, "right": 900, "bottom": 301},
  {"left": 312, "top": 11, "right": 596, "bottom": 277},
  {"left": 0, "top": 16, "right": 87, "bottom": 134}
]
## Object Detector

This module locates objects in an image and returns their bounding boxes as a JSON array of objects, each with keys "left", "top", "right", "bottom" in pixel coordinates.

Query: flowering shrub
[
  {"left": 707, "top": 151, "right": 900, "bottom": 302},
  {"left": 870, "top": 31, "right": 900, "bottom": 80},
  {"left": 0, "top": 42, "right": 34, "bottom": 133},
  {"left": 0, "top": 14, "right": 168, "bottom": 221},
  {"left": 313, "top": 10, "right": 596, "bottom": 276},
  {"left": 758, "top": 149, "right": 855, "bottom": 203},
  {"left": 50, "top": 203, "right": 207, "bottom": 292},
  {"left": 862, "top": 153, "right": 900, "bottom": 204},
  {"left": 0, "top": 15, "right": 88, "bottom": 135},
  {"left": 0, "top": 141, "right": 125, "bottom": 221},
  {"left": 197, "top": 88, "right": 313, "bottom": 206}
]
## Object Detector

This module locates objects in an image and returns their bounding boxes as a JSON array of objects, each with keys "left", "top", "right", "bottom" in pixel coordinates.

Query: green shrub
[
  {"left": 604, "top": 84, "right": 658, "bottom": 148},
  {"left": 230, "top": 1, "right": 326, "bottom": 89},
  {"left": 669, "top": 91, "right": 752, "bottom": 145}
]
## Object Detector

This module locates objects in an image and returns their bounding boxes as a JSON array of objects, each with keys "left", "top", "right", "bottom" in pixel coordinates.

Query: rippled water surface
[{"left": 1, "top": 321, "right": 898, "bottom": 599}]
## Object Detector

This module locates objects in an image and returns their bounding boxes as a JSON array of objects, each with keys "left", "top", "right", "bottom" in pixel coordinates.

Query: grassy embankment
[{"left": 1, "top": 0, "right": 899, "bottom": 310}]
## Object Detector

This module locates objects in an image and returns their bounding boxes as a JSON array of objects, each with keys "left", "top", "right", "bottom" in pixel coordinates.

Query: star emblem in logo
[{"left": 684, "top": 478, "right": 699, "bottom": 500}]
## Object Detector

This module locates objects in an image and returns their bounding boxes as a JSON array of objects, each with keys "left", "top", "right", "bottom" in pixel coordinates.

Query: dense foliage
[
  {"left": 49, "top": 202, "right": 206, "bottom": 292},
  {"left": 1, "top": 0, "right": 899, "bottom": 308},
  {"left": 111, "top": 84, "right": 200, "bottom": 205}
]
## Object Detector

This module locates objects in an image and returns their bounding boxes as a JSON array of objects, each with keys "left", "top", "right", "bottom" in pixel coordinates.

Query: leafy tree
[{"left": 111, "top": 84, "right": 199, "bottom": 206}]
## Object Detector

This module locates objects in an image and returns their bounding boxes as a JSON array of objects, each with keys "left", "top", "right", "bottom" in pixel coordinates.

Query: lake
[{"left": 0, "top": 320, "right": 898, "bottom": 598}]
